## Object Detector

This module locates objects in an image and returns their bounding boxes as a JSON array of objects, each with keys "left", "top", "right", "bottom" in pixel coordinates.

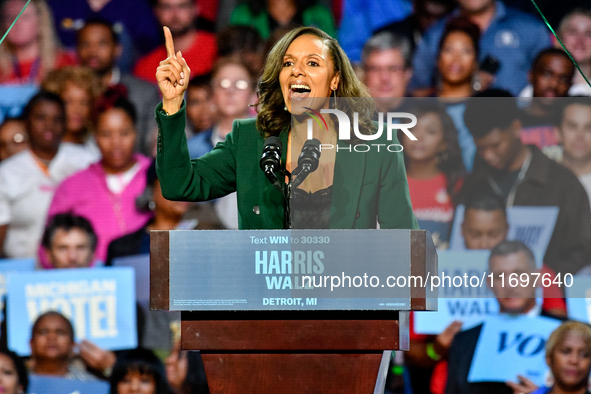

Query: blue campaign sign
[
  {"left": 0, "top": 258, "right": 36, "bottom": 311},
  {"left": 468, "top": 315, "right": 561, "bottom": 386},
  {"left": 7, "top": 267, "right": 137, "bottom": 356},
  {"left": 28, "top": 375, "right": 109, "bottom": 394},
  {"left": 415, "top": 298, "right": 499, "bottom": 335},
  {"left": 449, "top": 205, "right": 559, "bottom": 256},
  {"left": 414, "top": 251, "right": 498, "bottom": 334},
  {"left": 112, "top": 254, "right": 150, "bottom": 307},
  {"left": 565, "top": 275, "right": 591, "bottom": 324}
]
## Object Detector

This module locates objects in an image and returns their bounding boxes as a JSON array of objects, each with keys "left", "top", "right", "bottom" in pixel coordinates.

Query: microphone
[
  {"left": 260, "top": 136, "right": 283, "bottom": 190},
  {"left": 292, "top": 138, "right": 321, "bottom": 189}
]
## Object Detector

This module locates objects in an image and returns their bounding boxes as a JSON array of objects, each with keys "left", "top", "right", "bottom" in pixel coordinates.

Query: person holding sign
[
  {"left": 508, "top": 321, "right": 591, "bottom": 394},
  {"left": 155, "top": 25, "right": 418, "bottom": 230},
  {"left": 445, "top": 241, "right": 565, "bottom": 394}
]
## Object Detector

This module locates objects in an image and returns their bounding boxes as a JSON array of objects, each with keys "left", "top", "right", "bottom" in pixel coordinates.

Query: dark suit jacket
[
  {"left": 445, "top": 311, "right": 565, "bottom": 394},
  {"left": 154, "top": 102, "right": 419, "bottom": 230},
  {"left": 105, "top": 226, "right": 149, "bottom": 266}
]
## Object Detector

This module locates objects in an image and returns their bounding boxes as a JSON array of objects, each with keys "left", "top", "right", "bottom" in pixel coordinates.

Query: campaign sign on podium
[{"left": 168, "top": 229, "right": 429, "bottom": 311}]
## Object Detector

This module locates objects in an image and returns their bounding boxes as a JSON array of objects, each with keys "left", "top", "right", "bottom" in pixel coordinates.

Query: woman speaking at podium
[{"left": 154, "top": 25, "right": 418, "bottom": 231}]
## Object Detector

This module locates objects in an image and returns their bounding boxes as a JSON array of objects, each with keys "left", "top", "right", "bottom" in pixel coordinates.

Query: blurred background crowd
[{"left": 1, "top": 0, "right": 591, "bottom": 393}]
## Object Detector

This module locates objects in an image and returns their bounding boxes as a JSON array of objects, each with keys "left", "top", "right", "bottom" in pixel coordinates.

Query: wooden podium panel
[
  {"left": 201, "top": 353, "right": 384, "bottom": 394},
  {"left": 181, "top": 318, "right": 402, "bottom": 351}
]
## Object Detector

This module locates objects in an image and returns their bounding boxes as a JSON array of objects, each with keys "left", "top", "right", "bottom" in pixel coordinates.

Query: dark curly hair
[
  {"left": 256, "top": 26, "right": 376, "bottom": 140},
  {"left": 110, "top": 348, "right": 170, "bottom": 394},
  {"left": 438, "top": 17, "right": 481, "bottom": 59},
  {"left": 93, "top": 85, "right": 137, "bottom": 126}
]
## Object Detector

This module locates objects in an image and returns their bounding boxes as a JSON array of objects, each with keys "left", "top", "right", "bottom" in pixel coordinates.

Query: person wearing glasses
[{"left": 186, "top": 57, "right": 256, "bottom": 160}]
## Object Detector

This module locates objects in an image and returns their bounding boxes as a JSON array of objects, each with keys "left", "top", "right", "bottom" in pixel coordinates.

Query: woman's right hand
[{"left": 156, "top": 26, "right": 191, "bottom": 115}]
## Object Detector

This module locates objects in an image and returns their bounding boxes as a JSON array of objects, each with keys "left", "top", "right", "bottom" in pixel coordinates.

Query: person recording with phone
[{"left": 154, "top": 25, "right": 418, "bottom": 231}]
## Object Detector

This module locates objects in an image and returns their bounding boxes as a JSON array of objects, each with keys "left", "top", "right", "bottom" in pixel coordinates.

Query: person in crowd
[
  {"left": 407, "top": 194, "right": 565, "bottom": 394},
  {"left": 361, "top": 32, "right": 413, "bottom": 113},
  {"left": 134, "top": 0, "right": 217, "bottom": 85},
  {"left": 0, "top": 0, "right": 75, "bottom": 84},
  {"left": 0, "top": 348, "right": 28, "bottom": 394},
  {"left": 155, "top": 25, "right": 418, "bottom": 230},
  {"left": 557, "top": 9, "right": 591, "bottom": 96},
  {"left": 521, "top": 48, "right": 577, "bottom": 99},
  {"left": 106, "top": 161, "right": 189, "bottom": 352},
  {"left": 41, "top": 66, "right": 102, "bottom": 160},
  {"left": 76, "top": 18, "right": 161, "bottom": 156},
  {"left": 106, "top": 161, "right": 191, "bottom": 265},
  {"left": 28, "top": 311, "right": 97, "bottom": 381},
  {"left": 165, "top": 340, "right": 209, "bottom": 394},
  {"left": 557, "top": 97, "right": 591, "bottom": 207},
  {"left": 411, "top": 0, "right": 551, "bottom": 96},
  {"left": 47, "top": 0, "right": 160, "bottom": 72},
  {"left": 230, "top": 0, "right": 336, "bottom": 40},
  {"left": 460, "top": 195, "right": 507, "bottom": 250},
  {"left": 460, "top": 89, "right": 591, "bottom": 276},
  {"left": 338, "top": 0, "right": 412, "bottom": 62},
  {"left": 216, "top": 25, "right": 264, "bottom": 78},
  {"left": 520, "top": 49, "right": 575, "bottom": 160},
  {"left": 185, "top": 57, "right": 256, "bottom": 229},
  {"left": 0, "top": 117, "right": 28, "bottom": 161},
  {"left": 507, "top": 321, "right": 591, "bottom": 394},
  {"left": 185, "top": 74, "right": 215, "bottom": 137},
  {"left": 428, "top": 18, "right": 484, "bottom": 173},
  {"left": 510, "top": 321, "right": 591, "bottom": 394},
  {"left": 39, "top": 213, "right": 97, "bottom": 269},
  {"left": 187, "top": 57, "right": 256, "bottom": 159},
  {"left": 459, "top": 192, "right": 566, "bottom": 309},
  {"left": 46, "top": 88, "right": 152, "bottom": 264},
  {"left": 374, "top": 0, "right": 456, "bottom": 53},
  {"left": 110, "top": 348, "right": 171, "bottom": 394},
  {"left": 399, "top": 102, "right": 464, "bottom": 249},
  {"left": 435, "top": 18, "right": 480, "bottom": 98},
  {"left": 445, "top": 241, "right": 566, "bottom": 394},
  {"left": 0, "top": 92, "right": 95, "bottom": 258}
]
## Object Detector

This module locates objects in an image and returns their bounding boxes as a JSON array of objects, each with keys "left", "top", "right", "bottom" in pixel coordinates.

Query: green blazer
[{"left": 155, "top": 102, "right": 419, "bottom": 230}]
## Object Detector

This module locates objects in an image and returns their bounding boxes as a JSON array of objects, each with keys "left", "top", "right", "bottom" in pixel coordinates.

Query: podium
[{"left": 150, "top": 229, "right": 437, "bottom": 393}]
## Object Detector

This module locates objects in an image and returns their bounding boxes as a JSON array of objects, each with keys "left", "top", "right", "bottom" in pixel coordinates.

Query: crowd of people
[{"left": 0, "top": 0, "right": 591, "bottom": 393}]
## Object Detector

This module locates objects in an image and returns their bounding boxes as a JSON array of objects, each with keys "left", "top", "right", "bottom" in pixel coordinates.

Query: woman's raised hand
[{"left": 156, "top": 26, "right": 191, "bottom": 115}]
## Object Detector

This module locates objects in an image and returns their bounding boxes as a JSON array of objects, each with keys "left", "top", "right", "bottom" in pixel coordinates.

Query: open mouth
[{"left": 290, "top": 84, "right": 312, "bottom": 98}]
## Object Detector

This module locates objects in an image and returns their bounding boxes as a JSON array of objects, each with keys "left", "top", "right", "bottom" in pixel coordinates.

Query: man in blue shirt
[{"left": 410, "top": 0, "right": 551, "bottom": 96}]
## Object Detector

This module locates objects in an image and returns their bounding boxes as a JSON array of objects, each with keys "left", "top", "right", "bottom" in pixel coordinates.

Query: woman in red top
[
  {"left": 0, "top": 0, "right": 75, "bottom": 84},
  {"left": 399, "top": 101, "right": 465, "bottom": 250}
]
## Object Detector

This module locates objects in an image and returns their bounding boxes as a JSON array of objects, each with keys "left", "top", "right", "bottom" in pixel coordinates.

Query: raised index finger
[{"left": 164, "top": 26, "right": 175, "bottom": 58}]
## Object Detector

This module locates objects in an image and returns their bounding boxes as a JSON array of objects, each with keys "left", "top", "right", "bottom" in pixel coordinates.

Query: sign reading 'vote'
[{"left": 468, "top": 315, "right": 561, "bottom": 386}]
